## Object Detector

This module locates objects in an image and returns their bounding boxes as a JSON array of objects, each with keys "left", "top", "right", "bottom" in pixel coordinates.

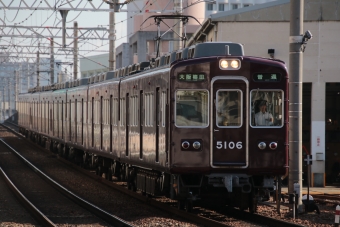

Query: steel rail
[
  {"left": 0, "top": 137, "right": 135, "bottom": 227},
  {"left": 0, "top": 165, "right": 56, "bottom": 226}
]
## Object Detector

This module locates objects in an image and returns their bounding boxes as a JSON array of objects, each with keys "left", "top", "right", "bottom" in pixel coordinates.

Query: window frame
[
  {"left": 175, "top": 89, "right": 209, "bottom": 128},
  {"left": 250, "top": 89, "right": 284, "bottom": 128},
  {"left": 215, "top": 89, "right": 243, "bottom": 128}
]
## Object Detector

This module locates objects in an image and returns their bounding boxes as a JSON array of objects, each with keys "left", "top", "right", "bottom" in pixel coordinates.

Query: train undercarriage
[{"left": 19, "top": 128, "right": 276, "bottom": 213}]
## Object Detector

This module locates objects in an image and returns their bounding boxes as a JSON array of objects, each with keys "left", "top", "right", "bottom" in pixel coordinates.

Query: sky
[{"left": 1, "top": 0, "right": 128, "bottom": 65}]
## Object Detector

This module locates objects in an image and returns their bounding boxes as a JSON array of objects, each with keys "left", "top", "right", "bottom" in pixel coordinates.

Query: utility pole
[
  {"left": 109, "top": 2, "right": 116, "bottom": 71},
  {"left": 37, "top": 47, "right": 40, "bottom": 87},
  {"left": 60, "top": 10, "right": 69, "bottom": 48},
  {"left": 0, "top": 84, "right": 3, "bottom": 122},
  {"left": 50, "top": 38, "right": 54, "bottom": 84},
  {"left": 7, "top": 77, "right": 11, "bottom": 118},
  {"left": 74, "top": 21, "right": 78, "bottom": 80},
  {"left": 1, "top": 85, "right": 4, "bottom": 122},
  {"left": 288, "top": 0, "right": 304, "bottom": 211},
  {"left": 15, "top": 69, "right": 19, "bottom": 112},
  {"left": 173, "top": 0, "right": 183, "bottom": 51}
]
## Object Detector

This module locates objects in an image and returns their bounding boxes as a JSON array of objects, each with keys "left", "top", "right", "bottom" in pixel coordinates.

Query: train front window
[
  {"left": 250, "top": 90, "right": 284, "bottom": 127},
  {"left": 216, "top": 90, "right": 242, "bottom": 127},
  {"left": 175, "top": 90, "right": 209, "bottom": 127}
]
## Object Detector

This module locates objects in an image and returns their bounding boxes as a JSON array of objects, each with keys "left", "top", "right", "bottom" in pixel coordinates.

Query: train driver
[{"left": 255, "top": 100, "right": 273, "bottom": 126}]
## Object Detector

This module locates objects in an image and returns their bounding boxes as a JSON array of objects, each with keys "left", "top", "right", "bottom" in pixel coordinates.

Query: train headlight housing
[
  {"left": 220, "top": 60, "right": 228, "bottom": 69},
  {"left": 192, "top": 141, "right": 201, "bottom": 150},
  {"left": 182, "top": 141, "right": 190, "bottom": 149},
  {"left": 258, "top": 142, "right": 266, "bottom": 150},
  {"left": 269, "top": 142, "right": 278, "bottom": 150},
  {"left": 219, "top": 59, "right": 241, "bottom": 70},
  {"left": 181, "top": 139, "right": 203, "bottom": 151},
  {"left": 230, "top": 60, "right": 239, "bottom": 69}
]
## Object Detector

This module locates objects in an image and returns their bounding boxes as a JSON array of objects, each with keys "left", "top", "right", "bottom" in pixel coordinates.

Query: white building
[{"left": 81, "top": 0, "right": 278, "bottom": 73}]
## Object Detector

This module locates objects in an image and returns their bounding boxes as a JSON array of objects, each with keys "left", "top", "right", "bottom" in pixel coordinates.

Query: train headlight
[
  {"left": 192, "top": 141, "right": 201, "bottom": 150},
  {"left": 258, "top": 142, "right": 266, "bottom": 150},
  {"left": 269, "top": 142, "right": 278, "bottom": 150},
  {"left": 220, "top": 60, "right": 228, "bottom": 69},
  {"left": 230, "top": 60, "right": 239, "bottom": 69},
  {"left": 219, "top": 59, "right": 241, "bottom": 70},
  {"left": 182, "top": 141, "right": 190, "bottom": 149}
]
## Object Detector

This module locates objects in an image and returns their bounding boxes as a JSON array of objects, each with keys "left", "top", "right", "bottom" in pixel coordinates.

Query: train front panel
[{"left": 169, "top": 52, "right": 288, "bottom": 195}]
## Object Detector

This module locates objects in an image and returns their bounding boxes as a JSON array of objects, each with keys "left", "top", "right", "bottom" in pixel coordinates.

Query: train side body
[{"left": 17, "top": 42, "right": 289, "bottom": 211}]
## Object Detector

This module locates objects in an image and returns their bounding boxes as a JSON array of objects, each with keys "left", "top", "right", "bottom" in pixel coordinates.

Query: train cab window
[
  {"left": 250, "top": 90, "right": 284, "bottom": 127},
  {"left": 175, "top": 90, "right": 209, "bottom": 127},
  {"left": 216, "top": 90, "right": 242, "bottom": 127}
]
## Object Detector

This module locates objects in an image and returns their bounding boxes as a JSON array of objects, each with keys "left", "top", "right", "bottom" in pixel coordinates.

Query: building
[
  {"left": 81, "top": 0, "right": 278, "bottom": 74},
  {"left": 187, "top": 0, "right": 340, "bottom": 187},
  {"left": 0, "top": 58, "right": 60, "bottom": 121},
  {"left": 80, "top": 53, "right": 111, "bottom": 78}
]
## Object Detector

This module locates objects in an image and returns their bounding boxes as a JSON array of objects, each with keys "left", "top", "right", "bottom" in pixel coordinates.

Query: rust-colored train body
[{"left": 18, "top": 42, "right": 288, "bottom": 211}]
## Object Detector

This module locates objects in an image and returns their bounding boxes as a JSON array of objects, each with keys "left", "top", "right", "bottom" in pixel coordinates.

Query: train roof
[{"left": 26, "top": 42, "right": 244, "bottom": 93}]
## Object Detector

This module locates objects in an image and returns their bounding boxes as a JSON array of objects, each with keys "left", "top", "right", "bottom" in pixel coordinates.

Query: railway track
[
  {"left": 0, "top": 136, "right": 134, "bottom": 227},
  {"left": 0, "top": 122, "right": 309, "bottom": 227},
  {"left": 0, "top": 166, "right": 41, "bottom": 226}
]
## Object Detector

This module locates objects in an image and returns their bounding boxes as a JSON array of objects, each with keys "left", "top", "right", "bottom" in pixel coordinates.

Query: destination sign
[
  {"left": 253, "top": 73, "right": 281, "bottom": 82},
  {"left": 178, "top": 73, "right": 206, "bottom": 82}
]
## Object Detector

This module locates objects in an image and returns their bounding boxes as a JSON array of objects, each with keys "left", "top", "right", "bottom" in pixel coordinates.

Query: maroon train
[{"left": 18, "top": 42, "right": 288, "bottom": 212}]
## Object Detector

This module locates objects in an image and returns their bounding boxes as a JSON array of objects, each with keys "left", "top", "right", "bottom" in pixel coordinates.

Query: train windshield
[
  {"left": 250, "top": 90, "right": 284, "bottom": 127},
  {"left": 216, "top": 90, "right": 242, "bottom": 127},
  {"left": 175, "top": 90, "right": 209, "bottom": 127}
]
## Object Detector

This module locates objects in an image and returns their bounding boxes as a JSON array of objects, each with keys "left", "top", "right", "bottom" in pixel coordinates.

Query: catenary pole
[
  {"left": 37, "top": 48, "right": 40, "bottom": 87},
  {"left": 288, "top": 0, "right": 304, "bottom": 211},
  {"left": 74, "top": 21, "right": 78, "bottom": 80},
  {"left": 50, "top": 38, "right": 54, "bottom": 84},
  {"left": 109, "top": 3, "right": 115, "bottom": 71},
  {"left": 173, "top": 0, "right": 183, "bottom": 51}
]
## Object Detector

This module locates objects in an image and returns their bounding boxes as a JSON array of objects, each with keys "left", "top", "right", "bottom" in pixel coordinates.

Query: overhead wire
[{"left": 1, "top": 0, "right": 204, "bottom": 70}]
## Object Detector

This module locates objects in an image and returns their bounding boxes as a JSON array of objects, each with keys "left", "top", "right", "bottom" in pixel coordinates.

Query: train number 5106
[{"left": 216, "top": 141, "right": 243, "bottom": 150}]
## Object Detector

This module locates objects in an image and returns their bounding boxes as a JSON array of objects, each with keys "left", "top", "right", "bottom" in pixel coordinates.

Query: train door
[
  {"left": 211, "top": 77, "right": 248, "bottom": 168},
  {"left": 81, "top": 99, "right": 84, "bottom": 145},
  {"left": 155, "top": 88, "right": 160, "bottom": 162},
  {"left": 98, "top": 96, "right": 105, "bottom": 150},
  {"left": 75, "top": 99, "right": 77, "bottom": 143},
  {"left": 125, "top": 93, "right": 129, "bottom": 157},
  {"left": 139, "top": 91, "right": 143, "bottom": 159}
]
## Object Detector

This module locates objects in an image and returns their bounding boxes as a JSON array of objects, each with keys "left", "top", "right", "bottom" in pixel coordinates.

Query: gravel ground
[
  {"left": 255, "top": 199, "right": 339, "bottom": 227},
  {"left": 0, "top": 125, "right": 339, "bottom": 227}
]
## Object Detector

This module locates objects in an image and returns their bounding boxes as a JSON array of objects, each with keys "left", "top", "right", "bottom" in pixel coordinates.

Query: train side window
[
  {"left": 113, "top": 98, "right": 118, "bottom": 126},
  {"left": 120, "top": 98, "right": 125, "bottom": 126},
  {"left": 216, "top": 90, "right": 242, "bottom": 127},
  {"left": 250, "top": 90, "right": 284, "bottom": 127},
  {"left": 161, "top": 91, "right": 166, "bottom": 127},
  {"left": 175, "top": 89, "right": 209, "bottom": 128}
]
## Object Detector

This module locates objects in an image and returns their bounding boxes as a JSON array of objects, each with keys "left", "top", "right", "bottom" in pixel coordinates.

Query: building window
[
  {"left": 218, "top": 4, "right": 224, "bottom": 11},
  {"left": 232, "top": 4, "right": 238, "bottom": 9},
  {"left": 244, "top": 4, "right": 251, "bottom": 7},
  {"left": 169, "top": 41, "right": 174, "bottom": 52},
  {"left": 207, "top": 3, "right": 213, "bottom": 11}
]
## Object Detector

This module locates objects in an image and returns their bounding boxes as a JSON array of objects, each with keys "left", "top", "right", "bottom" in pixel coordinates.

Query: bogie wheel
[
  {"left": 96, "top": 166, "right": 103, "bottom": 177},
  {"left": 112, "top": 162, "right": 121, "bottom": 180},
  {"left": 177, "top": 200, "right": 185, "bottom": 210},
  {"left": 249, "top": 191, "right": 258, "bottom": 214},
  {"left": 82, "top": 153, "right": 89, "bottom": 168},
  {"left": 120, "top": 166, "right": 126, "bottom": 182},
  {"left": 127, "top": 169, "right": 136, "bottom": 191},
  {"left": 106, "top": 168, "right": 113, "bottom": 181},
  {"left": 62, "top": 147, "right": 68, "bottom": 159},
  {"left": 185, "top": 200, "right": 193, "bottom": 212}
]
